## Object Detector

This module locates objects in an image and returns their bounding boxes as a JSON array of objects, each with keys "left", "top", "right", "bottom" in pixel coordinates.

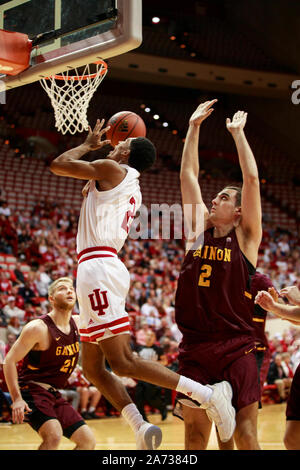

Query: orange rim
[{"left": 45, "top": 60, "right": 108, "bottom": 81}]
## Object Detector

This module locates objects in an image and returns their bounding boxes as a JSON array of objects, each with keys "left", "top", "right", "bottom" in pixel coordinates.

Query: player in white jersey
[{"left": 50, "top": 118, "right": 236, "bottom": 449}]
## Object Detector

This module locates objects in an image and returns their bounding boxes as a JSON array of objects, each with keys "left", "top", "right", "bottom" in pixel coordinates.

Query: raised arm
[
  {"left": 180, "top": 100, "right": 217, "bottom": 240},
  {"left": 226, "top": 111, "right": 262, "bottom": 262},
  {"left": 50, "top": 119, "right": 125, "bottom": 183},
  {"left": 3, "top": 321, "right": 44, "bottom": 423}
]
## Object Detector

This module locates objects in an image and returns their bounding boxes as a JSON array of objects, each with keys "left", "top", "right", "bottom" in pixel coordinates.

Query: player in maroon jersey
[
  {"left": 215, "top": 271, "right": 275, "bottom": 449},
  {"left": 3, "top": 277, "right": 95, "bottom": 450},
  {"left": 255, "top": 285, "right": 300, "bottom": 450},
  {"left": 175, "top": 100, "right": 263, "bottom": 450}
]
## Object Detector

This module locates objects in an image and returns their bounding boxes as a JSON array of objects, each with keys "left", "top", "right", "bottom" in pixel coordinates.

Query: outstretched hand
[
  {"left": 189, "top": 99, "right": 217, "bottom": 126},
  {"left": 226, "top": 111, "right": 247, "bottom": 135},
  {"left": 279, "top": 286, "right": 300, "bottom": 306},
  {"left": 255, "top": 290, "right": 275, "bottom": 311},
  {"left": 268, "top": 286, "right": 279, "bottom": 303},
  {"left": 84, "top": 119, "right": 111, "bottom": 151}
]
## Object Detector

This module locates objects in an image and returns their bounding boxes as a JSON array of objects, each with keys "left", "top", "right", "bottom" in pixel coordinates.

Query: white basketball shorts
[{"left": 76, "top": 246, "right": 131, "bottom": 343}]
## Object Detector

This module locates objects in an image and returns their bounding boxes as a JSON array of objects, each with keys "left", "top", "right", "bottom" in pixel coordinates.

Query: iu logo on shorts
[{"left": 88, "top": 289, "right": 109, "bottom": 316}]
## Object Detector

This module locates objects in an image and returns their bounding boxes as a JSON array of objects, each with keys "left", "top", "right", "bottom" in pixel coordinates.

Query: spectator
[
  {"left": 134, "top": 331, "right": 168, "bottom": 422},
  {"left": 281, "top": 352, "right": 294, "bottom": 379},
  {"left": 18, "top": 280, "right": 36, "bottom": 304},
  {"left": 135, "top": 320, "right": 153, "bottom": 346},
  {"left": 2, "top": 296, "right": 25, "bottom": 322},
  {"left": 34, "top": 265, "right": 52, "bottom": 297},
  {"left": 140, "top": 298, "right": 159, "bottom": 318},
  {"left": 6, "top": 316, "right": 22, "bottom": 337},
  {"left": 4, "top": 333, "right": 16, "bottom": 356},
  {"left": 267, "top": 353, "right": 292, "bottom": 402},
  {"left": 0, "top": 271, "right": 13, "bottom": 295},
  {"left": 13, "top": 261, "right": 26, "bottom": 286},
  {"left": 0, "top": 202, "right": 11, "bottom": 217}
]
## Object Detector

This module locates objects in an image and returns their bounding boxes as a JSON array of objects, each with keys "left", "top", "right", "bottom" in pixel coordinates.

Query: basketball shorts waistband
[{"left": 77, "top": 246, "right": 118, "bottom": 264}]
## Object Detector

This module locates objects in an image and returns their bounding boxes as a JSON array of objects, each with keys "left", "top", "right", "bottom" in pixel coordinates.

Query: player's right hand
[
  {"left": 84, "top": 118, "right": 111, "bottom": 150},
  {"left": 11, "top": 398, "right": 32, "bottom": 424},
  {"left": 189, "top": 99, "right": 217, "bottom": 126},
  {"left": 279, "top": 286, "right": 300, "bottom": 306}
]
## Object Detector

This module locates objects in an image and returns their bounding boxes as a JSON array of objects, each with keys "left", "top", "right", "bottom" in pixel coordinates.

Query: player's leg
[
  {"left": 181, "top": 405, "right": 212, "bottom": 450},
  {"left": 82, "top": 341, "right": 134, "bottom": 410},
  {"left": 100, "top": 333, "right": 205, "bottom": 390},
  {"left": 134, "top": 381, "right": 148, "bottom": 421},
  {"left": 81, "top": 341, "right": 162, "bottom": 450},
  {"left": 223, "top": 347, "right": 261, "bottom": 450},
  {"left": 284, "top": 364, "right": 300, "bottom": 449},
  {"left": 216, "top": 426, "right": 235, "bottom": 450},
  {"left": 69, "top": 423, "right": 96, "bottom": 450},
  {"left": 99, "top": 334, "right": 235, "bottom": 442},
  {"left": 284, "top": 421, "right": 300, "bottom": 449},
  {"left": 234, "top": 402, "right": 260, "bottom": 450},
  {"left": 38, "top": 419, "right": 63, "bottom": 450}
]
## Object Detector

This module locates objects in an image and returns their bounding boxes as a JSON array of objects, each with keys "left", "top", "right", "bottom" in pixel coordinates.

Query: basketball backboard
[{"left": 0, "top": 0, "right": 142, "bottom": 89}]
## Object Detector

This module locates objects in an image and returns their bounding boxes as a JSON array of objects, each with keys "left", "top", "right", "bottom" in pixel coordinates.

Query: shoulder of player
[
  {"left": 19, "top": 318, "right": 48, "bottom": 343},
  {"left": 90, "top": 159, "right": 126, "bottom": 177}
]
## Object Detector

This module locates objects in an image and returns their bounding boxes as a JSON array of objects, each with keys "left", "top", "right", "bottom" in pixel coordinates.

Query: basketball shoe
[
  {"left": 200, "top": 381, "right": 236, "bottom": 442},
  {"left": 136, "top": 422, "right": 162, "bottom": 450}
]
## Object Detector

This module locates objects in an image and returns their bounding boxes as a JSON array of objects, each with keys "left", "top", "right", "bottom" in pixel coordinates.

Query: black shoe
[
  {"left": 87, "top": 411, "right": 101, "bottom": 419},
  {"left": 81, "top": 411, "right": 91, "bottom": 420}
]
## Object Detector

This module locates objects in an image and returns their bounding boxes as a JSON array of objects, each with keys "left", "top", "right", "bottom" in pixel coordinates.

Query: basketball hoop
[{"left": 40, "top": 60, "right": 108, "bottom": 135}]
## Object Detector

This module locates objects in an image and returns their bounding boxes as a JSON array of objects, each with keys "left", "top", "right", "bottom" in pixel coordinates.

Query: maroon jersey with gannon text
[
  {"left": 175, "top": 228, "right": 256, "bottom": 341},
  {"left": 19, "top": 315, "right": 80, "bottom": 389}
]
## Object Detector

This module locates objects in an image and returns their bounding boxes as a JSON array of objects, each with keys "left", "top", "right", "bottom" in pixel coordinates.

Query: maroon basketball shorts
[
  {"left": 177, "top": 334, "right": 260, "bottom": 412},
  {"left": 286, "top": 363, "right": 300, "bottom": 421},
  {"left": 20, "top": 382, "right": 85, "bottom": 438}
]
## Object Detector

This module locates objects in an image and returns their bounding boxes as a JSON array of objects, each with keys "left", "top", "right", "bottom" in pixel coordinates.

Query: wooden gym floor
[{"left": 0, "top": 403, "right": 286, "bottom": 450}]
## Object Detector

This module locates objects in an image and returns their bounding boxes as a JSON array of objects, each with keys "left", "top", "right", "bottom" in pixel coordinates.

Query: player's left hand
[
  {"left": 226, "top": 111, "right": 247, "bottom": 134},
  {"left": 268, "top": 287, "right": 279, "bottom": 303},
  {"left": 11, "top": 398, "right": 32, "bottom": 424},
  {"left": 84, "top": 119, "right": 111, "bottom": 150},
  {"left": 255, "top": 290, "right": 275, "bottom": 311}
]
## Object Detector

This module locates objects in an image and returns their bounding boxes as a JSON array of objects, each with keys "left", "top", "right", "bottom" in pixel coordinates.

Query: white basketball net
[{"left": 40, "top": 61, "right": 108, "bottom": 135}]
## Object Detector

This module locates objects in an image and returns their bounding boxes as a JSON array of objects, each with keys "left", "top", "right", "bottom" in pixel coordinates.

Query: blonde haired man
[{"left": 3, "top": 277, "right": 95, "bottom": 450}]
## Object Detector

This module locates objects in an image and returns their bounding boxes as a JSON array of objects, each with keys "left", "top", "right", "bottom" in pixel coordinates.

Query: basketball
[{"left": 106, "top": 111, "right": 146, "bottom": 147}]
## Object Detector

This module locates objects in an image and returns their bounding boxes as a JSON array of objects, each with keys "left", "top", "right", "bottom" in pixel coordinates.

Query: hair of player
[
  {"left": 223, "top": 186, "right": 242, "bottom": 207},
  {"left": 128, "top": 137, "right": 156, "bottom": 173},
  {"left": 48, "top": 277, "right": 73, "bottom": 297}
]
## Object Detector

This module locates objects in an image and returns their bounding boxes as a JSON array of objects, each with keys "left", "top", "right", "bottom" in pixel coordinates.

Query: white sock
[
  {"left": 88, "top": 406, "right": 95, "bottom": 413},
  {"left": 176, "top": 376, "right": 213, "bottom": 404},
  {"left": 121, "top": 403, "right": 145, "bottom": 433}
]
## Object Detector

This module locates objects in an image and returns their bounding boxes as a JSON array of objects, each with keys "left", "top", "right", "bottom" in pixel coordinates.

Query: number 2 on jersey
[
  {"left": 121, "top": 196, "right": 136, "bottom": 234},
  {"left": 198, "top": 264, "right": 212, "bottom": 287}
]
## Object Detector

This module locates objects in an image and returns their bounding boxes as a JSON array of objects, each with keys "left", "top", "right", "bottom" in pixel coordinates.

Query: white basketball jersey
[{"left": 77, "top": 164, "right": 142, "bottom": 253}]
